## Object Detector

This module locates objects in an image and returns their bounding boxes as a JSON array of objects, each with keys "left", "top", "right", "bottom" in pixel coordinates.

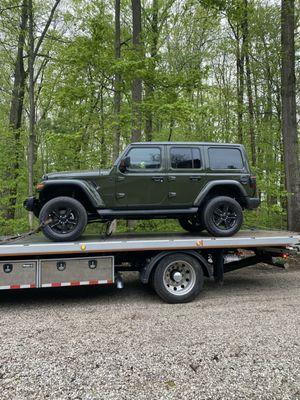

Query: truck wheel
[
  {"left": 178, "top": 216, "right": 205, "bottom": 233},
  {"left": 203, "top": 196, "right": 243, "bottom": 237},
  {"left": 152, "top": 253, "right": 204, "bottom": 303},
  {"left": 39, "top": 197, "right": 87, "bottom": 242}
]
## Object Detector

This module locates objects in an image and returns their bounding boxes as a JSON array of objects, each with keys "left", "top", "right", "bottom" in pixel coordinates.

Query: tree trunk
[
  {"left": 243, "top": 0, "right": 256, "bottom": 166},
  {"left": 27, "top": 0, "right": 35, "bottom": 228},
  {"left": 145, "top": 0, "right": 159, "bottom": 141},
  {"left": 9, "top": 0, "right": 28, "bottom": 131},
  {"left": 262, "top": 38, "right": 273, "bottom": 121},
  {"left": 27, "top": 0, "right": 61, "bottom": 227},
  {"left": 245, "top": 53, "right": 256, "bottom": 165},
  {"left": 168, "top": 118, "right": 174, "bottom": 141},
  {"left": 236, "top": 35, "right": 244, "bottom": 144},
  {"left": 4, "top": 0, "right": 28, "bottom": 220},
  {"left": 281, "top": 0, "right": 300, "bottom": 231},
  {"left": 100, "top": 87, "right": 107, "bottom": 168},
  {"left": 112, "top": 0, "right": 122, "bottom": 161},
  {"left": 131, "top": 0, "right": 142, "bottom": 142}
]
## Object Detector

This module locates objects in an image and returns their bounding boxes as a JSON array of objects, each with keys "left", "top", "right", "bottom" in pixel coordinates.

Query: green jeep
[{"left": 24, "top": 142, "right": 260, "bottom": 241}]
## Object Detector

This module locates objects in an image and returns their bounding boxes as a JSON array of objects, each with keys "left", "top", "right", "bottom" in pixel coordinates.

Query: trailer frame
[{"left": 0, "top": 230, "right": 299, "bottom": 303}]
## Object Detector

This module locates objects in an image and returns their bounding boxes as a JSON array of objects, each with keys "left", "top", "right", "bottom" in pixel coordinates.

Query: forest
[{"left": 0, "top": 0, "right": 299, "bottom": 235}]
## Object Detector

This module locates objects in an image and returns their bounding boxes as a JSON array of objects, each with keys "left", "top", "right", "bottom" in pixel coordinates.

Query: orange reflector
[
  {"left": 36, "top": 183, "right": 45, "bottom": 190},
  {"left": 196, "top": 240, "right": 204, "bottom": 247}
]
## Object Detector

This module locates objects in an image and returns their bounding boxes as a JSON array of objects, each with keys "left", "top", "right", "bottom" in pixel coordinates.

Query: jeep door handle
[
  {"left": 190, "top": 176, "right": 201, "bottom": 181},
  {"left": 152, "top": 176, "right": 164, "bottom": 182}
]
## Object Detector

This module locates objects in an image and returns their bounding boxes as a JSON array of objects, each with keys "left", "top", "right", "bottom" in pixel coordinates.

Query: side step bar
[{"left": 97, "top": 207, "right": 198, "bottom": 219}]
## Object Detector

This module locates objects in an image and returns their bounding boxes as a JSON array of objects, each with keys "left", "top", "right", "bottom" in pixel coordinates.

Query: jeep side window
[
  {"left": 208, "top": 148, "right": 244, "bottom": 170},
  {"left": 170, "top": 147, "right": 201, "bottom": 169},
  {"left": 126, "top": 147, "right": 161, "bottom": 170}
]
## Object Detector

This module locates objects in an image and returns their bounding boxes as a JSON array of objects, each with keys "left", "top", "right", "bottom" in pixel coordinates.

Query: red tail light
[{"left": 249, "top": 175, "right": 256, "bottom": 190}]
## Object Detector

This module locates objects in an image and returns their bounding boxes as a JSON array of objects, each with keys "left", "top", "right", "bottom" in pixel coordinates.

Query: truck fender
[
  {"left": 194, "top": 180, "right": 248, "bottom": 206},
  {"left": 41, "top": 179, "right": 105, "bottom": 208},
  {"left": 139, "top": 250, "right": 212, "bottom": 284}
]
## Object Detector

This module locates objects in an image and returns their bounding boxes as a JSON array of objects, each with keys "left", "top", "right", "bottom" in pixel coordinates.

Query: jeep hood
[{"left": 43, "top": 169, "right": 111, "bottom": 180}]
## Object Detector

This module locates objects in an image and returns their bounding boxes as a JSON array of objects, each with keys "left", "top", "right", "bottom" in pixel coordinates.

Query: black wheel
[
  {"left": 203, "top": 196, "right": 243, "bottom": 237},
  {"left": 39, "top": 196, "right": 88, "bottom": 242},
  {"left": 178, "top": 215, "right": 205, "bottom": 233},
  {"left": 152, "top": 253, "right": 204, "bottom": 303}
]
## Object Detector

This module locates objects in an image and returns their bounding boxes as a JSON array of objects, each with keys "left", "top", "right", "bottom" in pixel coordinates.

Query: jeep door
[
  {"left": 115, "top": 145, "right": 167, "bottom": 208},
  {"left": 166, "top": 145, "right": 207, "bottom": 207}
]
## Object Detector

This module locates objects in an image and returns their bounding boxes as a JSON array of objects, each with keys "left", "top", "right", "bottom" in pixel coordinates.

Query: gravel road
[{"left": 0, "top": 261, "right": 299, "bottom": 400}]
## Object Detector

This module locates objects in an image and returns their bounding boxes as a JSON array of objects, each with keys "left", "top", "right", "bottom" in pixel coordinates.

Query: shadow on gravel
[
  {"left": 0, "top": 266, "right": 292, "bottom": 308},
  {"left": 0, "top": 273, "right": 160, "bottom": 307}
]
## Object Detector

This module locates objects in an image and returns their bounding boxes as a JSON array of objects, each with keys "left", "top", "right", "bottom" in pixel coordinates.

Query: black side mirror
[{"left": 119, "top": 156, "right": 130, "bottom": 173}]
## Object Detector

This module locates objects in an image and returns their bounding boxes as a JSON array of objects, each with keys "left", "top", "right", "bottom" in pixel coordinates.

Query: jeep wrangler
[{"left": 24, "top": 142, "right": 260, "bottom": 241}]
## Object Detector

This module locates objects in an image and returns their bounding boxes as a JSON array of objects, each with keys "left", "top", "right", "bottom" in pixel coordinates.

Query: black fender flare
[
  {"left": 194, "top": 180, "right": 248, "bottom": 206},
  {"left": 40, "top": 179, "right": 105, "bottom": 208},
  {"left": 139, "top": 250, "right": 212, "bottom": 284}
]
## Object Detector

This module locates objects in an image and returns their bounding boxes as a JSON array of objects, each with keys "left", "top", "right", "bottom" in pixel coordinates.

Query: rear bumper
[
  {"left": 24, "top": 197, "right": 41, "bottom": 217},
  {"left": 245, "top": 197, "right": 260, "bottom": 210}
]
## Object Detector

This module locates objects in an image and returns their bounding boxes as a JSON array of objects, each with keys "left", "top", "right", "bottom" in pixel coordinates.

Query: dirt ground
[{"left": 0, "top": 260, "right": 299, "bottom": 400}]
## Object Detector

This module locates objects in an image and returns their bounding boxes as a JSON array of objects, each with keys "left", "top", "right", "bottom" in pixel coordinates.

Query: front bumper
[
  {"left": 24, "top": 197, "right": 41, "bottom": 217},
  {"left": 245, "top": 197, "right": 260, "bottom": 210}
]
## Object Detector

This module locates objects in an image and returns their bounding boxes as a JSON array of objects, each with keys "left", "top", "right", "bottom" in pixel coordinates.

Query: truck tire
[
  {"left": 203, "top": 196, "right": 243, "bottom": 237},
  {"left": 178, "top": 216, "right": 205, "bottom": 233},
  {"left": 39, "top": 197, "right": 87, "bottom": 242},
  {"left": 152, "top": 253, "right": 204, "bottom": 303}
]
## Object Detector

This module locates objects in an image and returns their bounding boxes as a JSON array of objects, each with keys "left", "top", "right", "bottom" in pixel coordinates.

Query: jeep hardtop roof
[{"left": 131, "top": 142, "right": 244, "bottom": 147}]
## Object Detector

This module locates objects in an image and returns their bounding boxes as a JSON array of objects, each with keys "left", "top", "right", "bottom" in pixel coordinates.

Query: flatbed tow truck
[{"left": 0, "top": 230, "right": 299, "bottom": 303}]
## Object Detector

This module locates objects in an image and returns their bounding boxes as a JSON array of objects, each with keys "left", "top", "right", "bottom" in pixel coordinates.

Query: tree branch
[
  {"left": 34, "top": 56, "right": 49, "bottom": 84},
  {"left": 0, "top": 5, "right": 22, "bottom": 15},
  {"left": 33, "top": 0, "right": 61, "bottom": 59}
]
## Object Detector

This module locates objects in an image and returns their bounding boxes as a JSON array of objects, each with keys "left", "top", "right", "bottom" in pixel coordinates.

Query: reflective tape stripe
[
  {"left": 0, "top": 280, "right": 113, "bottom": 290},
  {"left": 40, "top": 279, "right": 113, "bottom": 288},
  {"left": 0, "top": 283, "right": 36, "bottom": 290}
]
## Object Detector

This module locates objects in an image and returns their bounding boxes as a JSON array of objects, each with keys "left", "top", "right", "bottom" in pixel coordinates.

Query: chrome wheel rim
[{"left": 163, "top": 260, "right": 196, "bottom": 296}]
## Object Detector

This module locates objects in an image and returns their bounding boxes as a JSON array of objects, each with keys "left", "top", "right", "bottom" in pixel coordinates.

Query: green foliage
[{"left": 0, "top": 0, "right": 298, "bottom": 234}]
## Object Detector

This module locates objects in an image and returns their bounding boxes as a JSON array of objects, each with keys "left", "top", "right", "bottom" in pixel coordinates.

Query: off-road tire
[
  {"left": 39, "top": 196, "right": 87, "bottom": 242},
  {"left": 203, "top": 196, "right": 243, "bottom": 237}
]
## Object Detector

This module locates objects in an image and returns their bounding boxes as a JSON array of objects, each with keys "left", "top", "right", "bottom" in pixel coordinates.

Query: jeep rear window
[
  {"left": 170, "top": 147, "right": 201, "bottom": 169},
  {"left": 127, "top": 147, "right": 161, "bottom": 170},
  {"left": 208, "top": 148, "right": 244, "bottom": 170}
]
